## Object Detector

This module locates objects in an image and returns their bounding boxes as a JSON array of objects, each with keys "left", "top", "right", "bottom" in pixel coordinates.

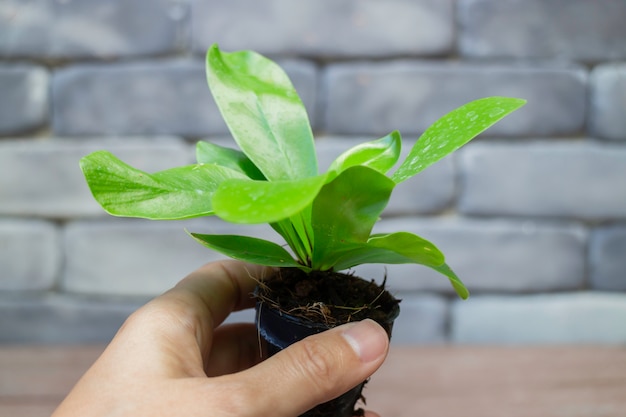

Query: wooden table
[{"left": 1, "top": 346, "right": 625, "bottom": 417}]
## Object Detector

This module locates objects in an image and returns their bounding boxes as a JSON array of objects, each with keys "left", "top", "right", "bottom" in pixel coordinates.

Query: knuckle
[
  {"left": 124, "top": 297, "right": 201, "bottom": 336},
  {"left": 295, "top": 338, "right": 337, "bottom": 384}
]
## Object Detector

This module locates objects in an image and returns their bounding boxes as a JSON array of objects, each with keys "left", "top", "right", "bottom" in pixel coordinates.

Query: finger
[
  {"left": 168, "top": 260, "right": 272, "bottom": 327},
  {"left": 204, "top": 323, "right": 263, "bottom": 377},
  {"left": 227, "top": 319, "right": 389, "bottom": 417},
  {"left": 105, "top": 261, "right": 271, "bottom": 377},
  {"left": 154, "top": 261, "right": 272, "bottom": 348}
]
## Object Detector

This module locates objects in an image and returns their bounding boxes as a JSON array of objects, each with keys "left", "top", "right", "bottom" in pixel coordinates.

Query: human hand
[{"left": 52, "top": 260, "right": 390, "bottom": 417}]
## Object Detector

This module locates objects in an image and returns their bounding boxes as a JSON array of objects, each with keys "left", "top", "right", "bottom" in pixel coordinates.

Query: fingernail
[{"left": 341, "top": 319, "right": 388, "bottom": 363}]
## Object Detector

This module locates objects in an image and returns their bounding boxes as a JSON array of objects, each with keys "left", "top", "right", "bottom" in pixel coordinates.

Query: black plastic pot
[{"left": 255, "top": 287, "right": 399, "bottom": 417}]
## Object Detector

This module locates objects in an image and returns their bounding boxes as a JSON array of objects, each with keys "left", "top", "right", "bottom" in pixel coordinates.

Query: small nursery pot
[{"left": 254, "top": 283, "right": 399, "bottom": 417}]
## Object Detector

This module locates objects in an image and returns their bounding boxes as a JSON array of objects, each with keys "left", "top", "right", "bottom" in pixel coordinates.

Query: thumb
[{"left": 237, "top": 319, "right": 389, "bottom": 417}]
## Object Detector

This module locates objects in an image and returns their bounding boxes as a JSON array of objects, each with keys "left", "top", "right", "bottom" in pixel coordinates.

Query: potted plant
[{"left": 80, "top": 44, "right": 525, "bottom": 417}]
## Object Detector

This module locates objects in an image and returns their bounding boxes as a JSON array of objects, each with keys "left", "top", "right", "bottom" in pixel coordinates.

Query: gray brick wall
[
  {"left": 0, "top": 0, "right": 188, "bottom": 59},
  {"left": 0, "top": 64, "right": 48, "bottom": 134},
  {"left": 324, "top": 62, "right": 587, "bottom": 136},
  {"left": 191, "top": 0, "right": 455, "bottom": 57},
  {"left": 52, "top": 59, "right": 318, "bottom": 136},
  {"left": 590, "top": 63, "right": 626, "bottom": 140},
  {"left": 458, "top": 142, "right": 626, "bottom": 220},
  {"left": 1, "top": 0, "right": 625, "bottom": 345},
  {"left": 458, "top": 0, "right": 626, "bottom": 61}
]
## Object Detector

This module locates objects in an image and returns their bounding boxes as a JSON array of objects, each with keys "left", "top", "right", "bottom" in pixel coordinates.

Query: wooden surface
[
  {"left": 1, "top": 345, "right": 625, "bottom": 417},
  {"left": 367, "top": 347, "right": 626, "bottom": 417}
]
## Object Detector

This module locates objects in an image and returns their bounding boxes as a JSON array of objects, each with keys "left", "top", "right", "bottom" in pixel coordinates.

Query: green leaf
[
  {"left": 392, "top": 97, "right": 526, "bottom": 183},
  {"left": 80, "top": 151, "right": 246, "bottom": 220},
  {"left": 367, "top": 232, "right": 445, "bottom": 265},
  {"left": 323, "top": 232, "right": 445, "bottom": 271},
  {"left": 311, "top": 166, "right": 395, "bottom": 269},
  {"left": 326, "top": 233, "right": 469, "bottom": 299},
  {"left": 196, "top": 141, "right": 265, "bottom": 180},
  {"left": 190, "top": 233, "right": 304, "bottom": 269},
  {"left": 273, "top": 210, "right": 315, "bottom": 263},
  {"left": 271, "top": 217, "right": 312, "bottom": 265},
  {"left": 429, "top": 263, "right": 470, "bottom": 300},
  {"left": 212, "top": 175, "right": 327, "bottom": 224},
  {"left": 206, "top": 44, "right": 318, "bottom": 181},
  {"left": 327, "top": 131, "right": 402, "bottom": 180}
]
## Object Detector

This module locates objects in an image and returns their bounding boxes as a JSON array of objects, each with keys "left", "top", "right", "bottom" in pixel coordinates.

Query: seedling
[{"left": 80, "top": 44, "right": 526, "bottom": 300}]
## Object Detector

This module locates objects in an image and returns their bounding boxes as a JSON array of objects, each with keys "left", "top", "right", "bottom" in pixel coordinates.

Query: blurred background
[{"left": 1, "top": 0, "right": 625, "bottom": 345}]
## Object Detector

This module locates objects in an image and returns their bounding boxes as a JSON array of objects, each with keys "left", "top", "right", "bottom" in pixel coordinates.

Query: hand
[{"left": 52, "top": 260, "right": 390, "bottom": 417}]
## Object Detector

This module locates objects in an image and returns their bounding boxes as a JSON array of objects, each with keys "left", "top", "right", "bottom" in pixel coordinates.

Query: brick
[
  {"left": 451, "top": 293, "right": 626, "bottom": 344},
  {"left": 0, "top": 294, "right": 140, "bottom": 344},
  {"left": 0, "top": 65, "right": 48, "bottom": 134},
  {"left": 0, "top": 0, "right": 188, "bottom": 59},
  {"left": 62, "top": 218, "right": 278, "bottom": 296},
  {"left": 191, "top": 0, "right": 454, "bottom": 57},
  {"left": 52, "top": 59, "right": 317, "bottom": 136},
  {"left": 0, "top": 219, "right": 59, "bottom": 291},
  {"left": 389, "top": 294, "right": 448, "bottom": 344},
  {"left": 52, "top": 60, "right": 215, "bottom": 137},
  {"left": 590, "top": 225, "right": 626, "bottom": 291},
  {"left": 355, "top": 218, "right": 586, "bottom": 294},
  {"left": 459, "top": 142, "right": 626, "bottom": 220},
  {"left": 590, "top": 63, "right": 626, "bottom": 141},
  {"left": 0, "top": 138, "right": 190, "bottom": 218},
  {"left": 316, "top": 137, "right": 455, "bottom": 214},
  {"left": 0, "top": 293, "right": 257, "bottom": 344},
  {"left": 323, "top": 61, "right": 586, "bottom": 137},
  {"left": 458, "top": 0, "right": 626, "bottom": 61}
]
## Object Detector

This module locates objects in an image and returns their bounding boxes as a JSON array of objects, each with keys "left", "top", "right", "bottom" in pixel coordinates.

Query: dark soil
[{"left": 256, "top": 268, "right": 400, "bottom": 333}]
